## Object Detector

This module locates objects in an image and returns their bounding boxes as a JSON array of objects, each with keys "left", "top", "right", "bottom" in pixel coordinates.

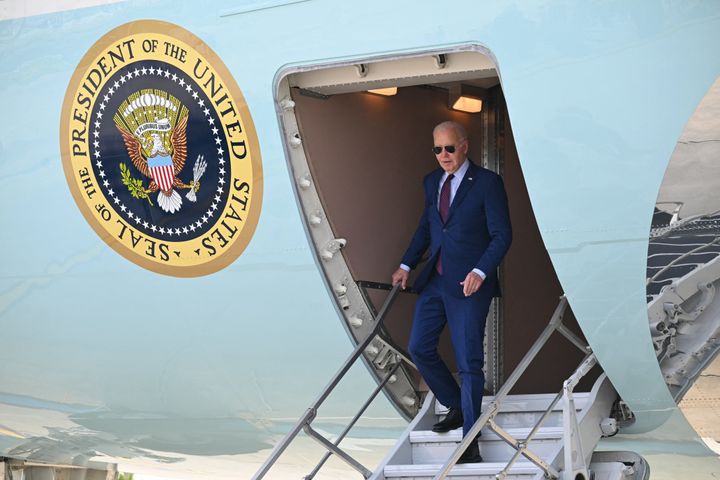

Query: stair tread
[
  {"left": 435, "top": 392, "right": 590, "bottom": 415},
  {"left": 384, "top": 461, "right": 541, "bottom": 476},
  {"left": 410, "top": 426, "right": 564, "bottom": 443}
]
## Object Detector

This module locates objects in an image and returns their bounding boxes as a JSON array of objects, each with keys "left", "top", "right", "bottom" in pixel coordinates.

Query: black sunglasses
[{"left": 432, "top": 145, "right": 456, "bottom": 154}]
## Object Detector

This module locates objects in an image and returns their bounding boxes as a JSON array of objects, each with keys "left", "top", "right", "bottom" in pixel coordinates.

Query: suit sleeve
[
  {"left": 401, "top": 184, "right": 432, "bottom": 269},
  {"left": 474, "top": 174, "right": 512, "bottom": 274}
]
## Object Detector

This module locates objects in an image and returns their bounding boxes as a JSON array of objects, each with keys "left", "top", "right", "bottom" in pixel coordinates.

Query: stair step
[
  {"left": 384, "top": 461, "right": 541, "bottom": 479},
  {"left": 435, "top": 392, "right": 589, "bottom": 416},
  {"left": 410, "top": 426, "right": 564, "bottom": 443},
  {"left": 430, "top": 410, "right": 568, "bottom": 430},
  {"left": 410, "top": 427, "right": 563, "bottom": 464}
]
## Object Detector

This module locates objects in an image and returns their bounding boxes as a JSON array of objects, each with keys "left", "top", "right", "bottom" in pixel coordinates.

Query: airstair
[
  {"left": 377, "top": 379, "right": 619, "bottom": 480},
  {"left": 252, "top": 286, "right": 648, "bottom": 480}
]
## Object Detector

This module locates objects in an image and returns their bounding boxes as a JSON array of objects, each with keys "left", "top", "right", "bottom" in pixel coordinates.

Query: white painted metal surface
[{"left": 375, "top": 375, "right": 622, "bottom": 480}]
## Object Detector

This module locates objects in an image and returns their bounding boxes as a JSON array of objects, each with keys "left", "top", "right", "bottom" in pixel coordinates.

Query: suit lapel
[
  {"left": 447, "top": 161, "right": 477, "bottom": 222},
  {"left": 428, "top": 169, "right": 443, "bottom": 222}
]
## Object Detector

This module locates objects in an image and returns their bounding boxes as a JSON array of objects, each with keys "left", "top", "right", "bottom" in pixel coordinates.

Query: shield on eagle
[{"left": 148, "top": 154, "right": 175, "bottom": 192}]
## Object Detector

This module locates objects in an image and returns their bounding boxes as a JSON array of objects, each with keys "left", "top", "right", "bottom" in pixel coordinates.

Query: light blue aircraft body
[{"left": 1, "top": 1, "right": 719, "bottom": 478}]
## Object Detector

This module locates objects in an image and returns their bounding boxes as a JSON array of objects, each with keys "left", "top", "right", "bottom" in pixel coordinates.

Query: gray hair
[{"left": 433, "top": 121, "right": 467, "bottom": 141}]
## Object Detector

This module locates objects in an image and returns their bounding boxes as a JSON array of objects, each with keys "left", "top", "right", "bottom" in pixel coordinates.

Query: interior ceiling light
[
  {"left": 367, "top": 87, "right": 398, "bottom": 96},
  {"left": 449, "top": 84, "right": 486, "bottom": 113},
  {"left": 452, "top": 96, "right": 483, "bottom": 113}
]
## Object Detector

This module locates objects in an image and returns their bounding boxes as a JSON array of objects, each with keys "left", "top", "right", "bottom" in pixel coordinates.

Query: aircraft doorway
[{"left": 275, "top": 49, "right": 596, "bottom": 419}]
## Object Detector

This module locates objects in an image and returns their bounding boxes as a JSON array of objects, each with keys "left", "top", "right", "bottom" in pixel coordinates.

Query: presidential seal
[{"left": 60, "top": 20, "right": 262, "bottom": 276}]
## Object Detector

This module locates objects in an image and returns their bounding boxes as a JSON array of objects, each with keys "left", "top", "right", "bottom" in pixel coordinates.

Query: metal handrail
[
  {"left": 252, "top": 284, "right": 405, "bottom": 480},
  {"left": 303, "top": 361, "right": 402, "bottom": 479},
  {"left": 433, "top": 295, "right": 595, "bottom": 480}
]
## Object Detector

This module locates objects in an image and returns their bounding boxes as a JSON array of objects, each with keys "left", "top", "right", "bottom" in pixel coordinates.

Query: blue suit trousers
[{"left": 408, "top": 273, "right": 492, "bottom": 437}]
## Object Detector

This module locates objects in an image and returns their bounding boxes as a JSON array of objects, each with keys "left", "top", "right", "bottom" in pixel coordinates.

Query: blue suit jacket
[{"left": 401, "top": 161, "right": 512, "bottom": 298}]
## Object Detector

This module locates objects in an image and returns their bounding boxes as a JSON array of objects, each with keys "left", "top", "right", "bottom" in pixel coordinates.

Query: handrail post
[
  {"left": 251, "top": 284, "right": 401, "bottom": 480},
  {"left": 562, "top": 354, "right": 596, "bottom": 480}
]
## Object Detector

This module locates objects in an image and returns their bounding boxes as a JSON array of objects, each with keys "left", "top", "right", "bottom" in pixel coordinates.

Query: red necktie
[{"left": 436, "top": 174, "right": 454, "bottom": 274}]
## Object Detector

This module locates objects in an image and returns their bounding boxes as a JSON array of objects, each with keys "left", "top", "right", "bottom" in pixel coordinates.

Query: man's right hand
[{"left": 391, "top": 268, "right": 409, "bottom": 290}]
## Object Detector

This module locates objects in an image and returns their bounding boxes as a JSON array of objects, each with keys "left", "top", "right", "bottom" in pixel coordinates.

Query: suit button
[{"left": 442, "top": 228, "right": 447, "bottom": 232}]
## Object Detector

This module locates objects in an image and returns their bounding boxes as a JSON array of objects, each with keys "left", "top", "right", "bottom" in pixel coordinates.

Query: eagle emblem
[{"left": 114, "top": 90, "right": 206, "bottom": 213}]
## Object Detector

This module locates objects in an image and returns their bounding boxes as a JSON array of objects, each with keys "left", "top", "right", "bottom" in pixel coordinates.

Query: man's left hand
[{"left": 460, "top": 271, "right": 483, "bottom": 297}]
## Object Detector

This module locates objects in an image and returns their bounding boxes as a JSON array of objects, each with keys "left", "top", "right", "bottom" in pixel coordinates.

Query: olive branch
[{"left": 119, "top": 162, "right": 154, "bottom": 206}]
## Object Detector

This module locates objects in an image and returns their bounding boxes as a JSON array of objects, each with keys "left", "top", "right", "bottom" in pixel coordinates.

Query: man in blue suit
[{"left": 392, "top": 121, "right": 512, "bottom": 463}]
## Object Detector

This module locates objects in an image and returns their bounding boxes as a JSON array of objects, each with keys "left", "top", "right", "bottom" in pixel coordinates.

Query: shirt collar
[{"left": 441, "top": 159, "right": 470, "bottom": 184}]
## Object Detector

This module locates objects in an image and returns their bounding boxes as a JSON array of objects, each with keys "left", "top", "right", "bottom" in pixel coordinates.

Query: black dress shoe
[
  {"left": 457, "top": 440, "right": 483, "bottom": 464},
  {"left": 432, "top": 407, "right": 464, "bottom": 433}
]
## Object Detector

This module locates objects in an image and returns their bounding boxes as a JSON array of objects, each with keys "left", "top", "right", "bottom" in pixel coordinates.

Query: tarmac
[{"left": 679, "top": 354, "right": 720, "bottom": 453}]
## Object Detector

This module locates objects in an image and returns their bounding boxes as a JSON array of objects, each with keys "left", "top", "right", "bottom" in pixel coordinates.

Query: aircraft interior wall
[{"left": 290, "top": 82, "right": 600, "bottom": 395}]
